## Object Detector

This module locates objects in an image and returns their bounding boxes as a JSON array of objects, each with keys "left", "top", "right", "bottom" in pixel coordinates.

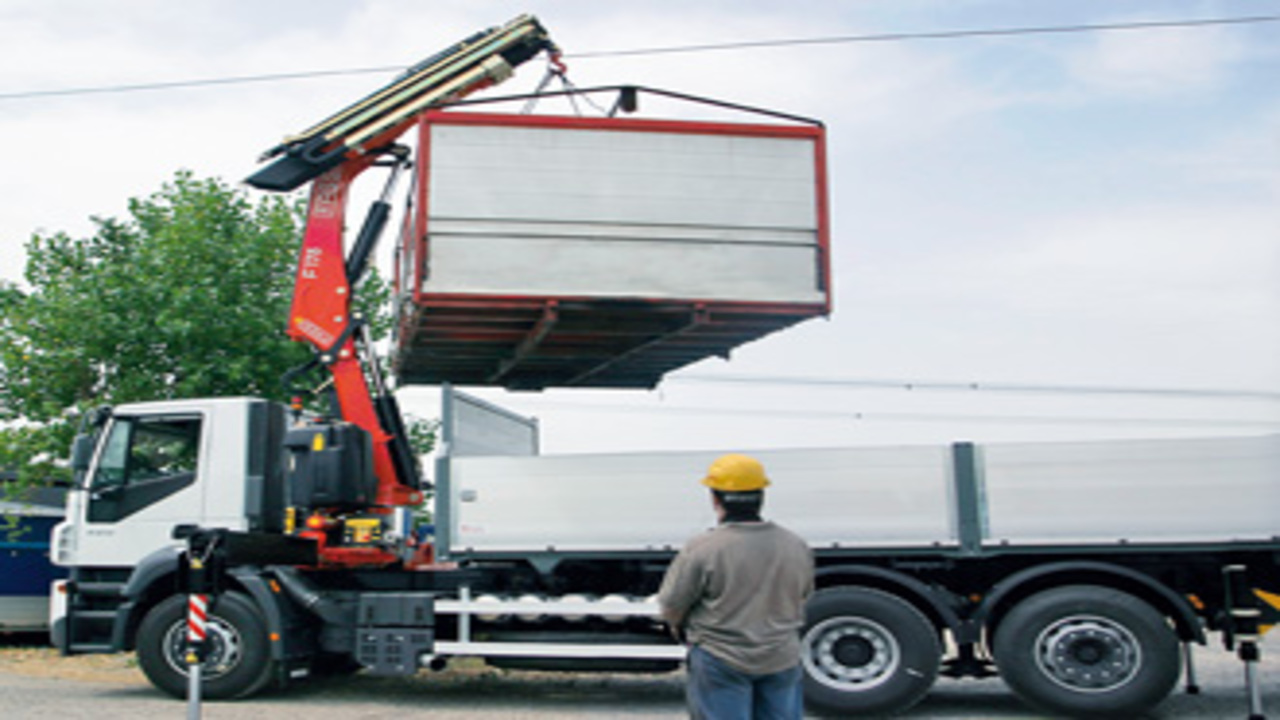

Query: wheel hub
[
  {"left": 833, "top": 635, "right": 876, "bottom": 667},
  {"left": 1035, "top": 615, "right": 1141, "bottom": 692},
  {"left": 162, "top": 615, "right": 245, "bottom": 679},
  {"left": 803, "top": 617, "right": 901, "bottom": 691}
]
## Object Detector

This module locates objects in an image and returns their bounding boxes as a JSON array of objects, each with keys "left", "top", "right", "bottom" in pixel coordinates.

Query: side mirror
[{"left": 70, "top": 434, "right": 96, "bottom": 472}]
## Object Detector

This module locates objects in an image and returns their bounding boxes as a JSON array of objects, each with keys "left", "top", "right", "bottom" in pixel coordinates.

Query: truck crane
[
  {"left": 246, "top": 14, "right": 557, "bottom": 569},
  {"left": 47, "top": 14, "right": 1280, "bottom": 719},
  {"left": 51, "top": 19, "right": 835, "bottom": 702}
]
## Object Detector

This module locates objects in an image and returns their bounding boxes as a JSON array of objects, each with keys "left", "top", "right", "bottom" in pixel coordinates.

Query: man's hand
[{"left": 660, "top": 605, "right": 687, "bottom": 644}]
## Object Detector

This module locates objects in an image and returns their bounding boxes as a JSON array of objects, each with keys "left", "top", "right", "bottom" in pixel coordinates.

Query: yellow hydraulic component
[{"left": 343, "top": 518, "right": 383, "bottom": 546}]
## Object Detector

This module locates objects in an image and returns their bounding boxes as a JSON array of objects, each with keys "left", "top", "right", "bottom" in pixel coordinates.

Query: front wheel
[
  {"left": 136, "top": 591, "right": 275, "bottom": 700},
  {"left": 992, "top": 585, "right": 1180, "bottom": 718},
  {"left": 801, "top": 587, "right": 941, "bottom": 716}
]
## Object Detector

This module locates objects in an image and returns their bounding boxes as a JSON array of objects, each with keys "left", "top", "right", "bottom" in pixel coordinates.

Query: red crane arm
[
  {"left": 258, "top": 15, "right": 558, "bottom": 519},
  {"left": 286, "top": 155, "right": 421, "bottom": 509}
]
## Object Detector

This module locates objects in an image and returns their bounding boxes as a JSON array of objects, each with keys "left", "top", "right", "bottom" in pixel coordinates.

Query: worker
[{"left": 659, "top": 453, "right": 815, "bottom": 719}]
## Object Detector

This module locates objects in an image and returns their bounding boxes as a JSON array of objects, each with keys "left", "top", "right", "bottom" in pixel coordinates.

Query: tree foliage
[
  {"left": 0, "top": 170, "right": 422, "bottom": 489},
  {"left": 2, "top": 172, "right": 307, "bottom": 419}
]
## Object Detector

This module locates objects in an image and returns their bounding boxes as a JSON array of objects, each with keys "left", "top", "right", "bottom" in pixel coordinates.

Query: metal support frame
[
  {"left": 1224, "top": 564, "right": 1267, "bottom": 720},
  {"left": 489, "top": 302, "right": 560, "bottom": 383},
  {"left": 185, "top": 583, "right": 206, "bottom": 720},
  {"left": 564, "top": 305, "right": 709, "bottom": 387},
  {"left": 431, "top": 587, "right": 685, "bottom": 662},
  {"left": 1183, "top": 642, "right": 1201, "bottom": 695},
  {"left": 950, "top": 442, "right": 986, "bottom": 555},
  {"left": 174, "top": 526, "right": 225, "bottom": 720},
  {"left": 432, "top": 84, "right": 824, "bottom": 128}
]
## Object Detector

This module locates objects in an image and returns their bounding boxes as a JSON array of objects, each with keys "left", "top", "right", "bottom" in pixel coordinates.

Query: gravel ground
[{"left": 0, "top": 632, "right": 1275, "bottom": 718}]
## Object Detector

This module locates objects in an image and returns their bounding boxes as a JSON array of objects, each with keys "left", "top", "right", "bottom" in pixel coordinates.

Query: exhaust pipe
[
  {"left": 272, "top": 567, "right": 348, "bottom": 625},
  {"left": 421, "top": 655, "right": 450, "bottom": 672}
]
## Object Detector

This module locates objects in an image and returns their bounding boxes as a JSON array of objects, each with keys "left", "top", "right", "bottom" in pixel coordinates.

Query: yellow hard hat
[{"left": 702, "top": 453, "right": 770, "bottom": 492}]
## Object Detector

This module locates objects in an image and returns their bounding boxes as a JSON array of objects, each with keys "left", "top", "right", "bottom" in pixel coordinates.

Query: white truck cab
[
  {"left": 53, "top": 397, "right": 286, "bottom": 568},
  {"left": 50, "top": 397, "right": 288, "bottom": 651}
]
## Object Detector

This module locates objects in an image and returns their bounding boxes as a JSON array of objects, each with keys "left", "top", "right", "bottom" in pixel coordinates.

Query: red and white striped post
[{"left": 185, "top": 558, "right": 207, "bottom": 720}]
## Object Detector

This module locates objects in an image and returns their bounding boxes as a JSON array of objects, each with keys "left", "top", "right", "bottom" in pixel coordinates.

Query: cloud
[
  {"left": 1062, "top": 24, "right": 1245, "bottom": 96},
  {"left": 852, "top": 200, "right": 1280, "bottom": 390},
  {"left": 1158, "top": 102, "right": 1280, "bottom": 197},
  {"left": 0, "top": 2, "right": 1276, "bottom": 450}
]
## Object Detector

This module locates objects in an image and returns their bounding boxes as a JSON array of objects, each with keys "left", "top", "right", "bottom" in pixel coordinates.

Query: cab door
[{"left": 77, "top": 413, "right": 205, "bottom": 566}]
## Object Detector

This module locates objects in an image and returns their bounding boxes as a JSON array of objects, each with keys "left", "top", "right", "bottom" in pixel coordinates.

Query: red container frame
[{"left": 393, "top": 110, "right": 830, "bottom": 390}]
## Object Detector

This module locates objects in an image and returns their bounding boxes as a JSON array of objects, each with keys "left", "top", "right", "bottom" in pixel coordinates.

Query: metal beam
[{"left": 488, "top": 302, "right": 559, "bottom": 383}]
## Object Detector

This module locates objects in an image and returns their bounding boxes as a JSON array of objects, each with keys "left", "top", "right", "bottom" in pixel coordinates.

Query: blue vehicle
[{"left": 1, "top": 476, "right": 66, "bottom": 632}]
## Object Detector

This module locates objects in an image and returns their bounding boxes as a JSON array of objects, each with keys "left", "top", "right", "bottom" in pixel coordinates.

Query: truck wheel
[
  {"left": 801, "top": 587, "right": 941, "bottom": 716},
  {"left": 136, "top": 592, "right": 275, "bottom": 700},
  {"left": 992, "top": 585, "right": 1179, "bottom": 718}
]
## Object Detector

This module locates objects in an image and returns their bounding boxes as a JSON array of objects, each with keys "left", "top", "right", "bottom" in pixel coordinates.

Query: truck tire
[
  {"left": 800, "top": 587, "right": 941, "bottom": 716},
  {"left": 136, "top": 591, "right": 275, "bottom": 700},
  {"left": 992, "top": 585, "right": 1180, "bottom": 718}
]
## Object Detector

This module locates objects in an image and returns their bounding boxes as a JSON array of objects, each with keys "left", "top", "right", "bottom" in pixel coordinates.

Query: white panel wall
[
  {"left": 982, "top": 435, "right": 1280, "bottom": 544},
  {"left": 422, "top": 122, "right": 824, "bottom": 304},
  {"left": 448, "top": 446, "right": 957, "bottom": 554},
  {"left": 442, "top": 391, "right": 1280, "bottom": 554},
  {"left": 447, "top": 390, "right": 538, "bottom": 458}
]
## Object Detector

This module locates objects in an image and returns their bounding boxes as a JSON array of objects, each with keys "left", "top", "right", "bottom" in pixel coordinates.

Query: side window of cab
[{"left": 88, "top": 415, "right": 202, "bottom": 523}]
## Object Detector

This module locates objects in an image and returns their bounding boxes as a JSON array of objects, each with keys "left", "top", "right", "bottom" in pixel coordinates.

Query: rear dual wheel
[
  {"left": 993, "top": 585, "right": 1180, "bottom": 718},
  {"left": 801, "top": 587, "right": 941, "bottom": 715}
]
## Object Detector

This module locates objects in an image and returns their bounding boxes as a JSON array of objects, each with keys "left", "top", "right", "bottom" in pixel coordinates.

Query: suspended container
[{"left": 393, "top": 90, "right": 830, "bottom": 390}]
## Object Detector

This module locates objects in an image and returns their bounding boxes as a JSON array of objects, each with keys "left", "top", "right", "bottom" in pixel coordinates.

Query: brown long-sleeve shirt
[{"left": 658, "top": 521, "right": 814, "bottom": 675}]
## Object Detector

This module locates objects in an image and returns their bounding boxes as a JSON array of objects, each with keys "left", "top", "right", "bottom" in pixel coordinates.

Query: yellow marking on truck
[
  {"left": 1257, "top": 589, "right": 1280, "bottom": 635},
  {"left": 312, "top": 433, "right": 325, "bottom": 452}
]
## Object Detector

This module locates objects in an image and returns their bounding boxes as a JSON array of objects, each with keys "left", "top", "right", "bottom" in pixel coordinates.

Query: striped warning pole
[{"left": 186, "top": 558, "right": 207, "bottom": 720}]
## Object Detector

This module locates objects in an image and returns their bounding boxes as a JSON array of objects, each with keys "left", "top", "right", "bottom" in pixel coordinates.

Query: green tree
[
  {"left": 2, "top": 172, "right": 309, "bottom": 485},
  {"left": 0, "top": 170, "right": 428, "bottom": 491},
  {"left": 2, "top": 172, "right": 306, "bottom": 415}
]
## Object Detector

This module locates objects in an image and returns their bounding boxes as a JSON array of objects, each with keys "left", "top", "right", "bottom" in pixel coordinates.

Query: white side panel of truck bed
[
  {"left": 981, "top": 434, "right": 1280, "bottom": 545},
  {"left": 447, "top": 445, "right": 958, "bottom": 554},
  {"left": 444, "top": 387, "right": 539, "bottom": 458}
]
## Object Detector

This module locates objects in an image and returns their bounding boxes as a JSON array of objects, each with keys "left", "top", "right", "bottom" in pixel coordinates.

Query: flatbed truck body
[{"left": 49, "top": 388, "right": 1280, "bottom": 717}]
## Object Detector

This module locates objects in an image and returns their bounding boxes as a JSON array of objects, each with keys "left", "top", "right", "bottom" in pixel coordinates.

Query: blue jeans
[{"left": 686, "top": 645, "right": 804, "bottom": 720}]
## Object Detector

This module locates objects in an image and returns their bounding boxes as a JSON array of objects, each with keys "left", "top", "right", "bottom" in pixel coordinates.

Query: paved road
[{"left": 0, "top": 635, "right": 1275, "bottom": 718}]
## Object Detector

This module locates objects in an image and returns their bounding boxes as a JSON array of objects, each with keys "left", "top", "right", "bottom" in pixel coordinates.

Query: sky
[{"left": 1, "top": 0, "right": 1277, "bottom": 457}]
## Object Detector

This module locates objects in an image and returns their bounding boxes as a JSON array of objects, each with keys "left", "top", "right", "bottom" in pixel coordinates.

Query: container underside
[{"left": 393, "top": 296, "right": 821, "bottom": 390}]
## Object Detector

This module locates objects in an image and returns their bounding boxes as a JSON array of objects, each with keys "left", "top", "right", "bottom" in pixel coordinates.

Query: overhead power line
[
  {"left": 571, "top": 14, "right": 1280, "bottom": 58},
  {"left": 0, "top": 14, "right": 1276, "bottom": 101},
  {"left": 0, "top": 66, "right": 406, "bottom": 101},
  {"left": 670, "top": 374, "right": 1280, "bottom": 403}
]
